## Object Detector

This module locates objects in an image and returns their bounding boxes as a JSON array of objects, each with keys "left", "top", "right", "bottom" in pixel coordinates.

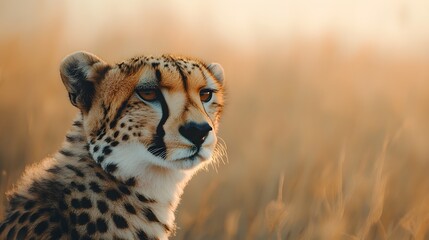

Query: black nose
[{"left": 179, "top": 122, "right": 212, "bottom": 147}]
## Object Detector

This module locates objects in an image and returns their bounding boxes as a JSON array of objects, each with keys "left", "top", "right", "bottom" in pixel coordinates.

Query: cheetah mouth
[
  {"left": 174, "top": 152, "right": 201, "bottom": 162},
  {"left": 169, "top": 144, "right": 213, "bottom": 163}
]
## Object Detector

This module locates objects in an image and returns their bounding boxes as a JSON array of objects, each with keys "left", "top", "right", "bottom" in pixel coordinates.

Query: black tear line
[{"left": 148, "top": 91, "right": 169, "bottom": 158}]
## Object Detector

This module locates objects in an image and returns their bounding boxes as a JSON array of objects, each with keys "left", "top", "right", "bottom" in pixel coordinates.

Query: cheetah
[{"left": 0, "top": 51, "right": 225, "bottom": 239}]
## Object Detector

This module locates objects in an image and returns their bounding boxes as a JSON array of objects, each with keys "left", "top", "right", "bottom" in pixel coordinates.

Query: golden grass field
[{"left": 1, "top": 1, "right": 429, "bottom": 239}]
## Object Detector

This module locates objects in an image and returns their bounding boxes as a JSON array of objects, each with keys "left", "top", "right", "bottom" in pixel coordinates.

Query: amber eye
[
  {"left": 200, "top": 89, "right": 213, "bottom": 103},
  {"left": 136, "top": 89, "right": 158, "bottom": 102}
]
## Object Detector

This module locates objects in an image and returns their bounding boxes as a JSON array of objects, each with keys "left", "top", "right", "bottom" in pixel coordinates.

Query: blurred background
[{"left": 1, "top": 0, "right": 429, "bottom": 239}]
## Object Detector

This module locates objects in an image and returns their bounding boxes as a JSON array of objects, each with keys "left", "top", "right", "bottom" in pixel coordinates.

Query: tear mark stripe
[{"left": 148, "top": 91, "right": 169, "bottom": 158}]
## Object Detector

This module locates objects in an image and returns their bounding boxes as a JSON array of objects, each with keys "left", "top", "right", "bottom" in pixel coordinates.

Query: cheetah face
[{"left": 60, "top": 52, "right": 225, "bottom": 173}]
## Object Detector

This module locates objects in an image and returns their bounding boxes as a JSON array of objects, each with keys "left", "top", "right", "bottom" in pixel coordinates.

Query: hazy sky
[
  {"left": 66, "top": 0, "right": 429, "bottom": 51},
  {"left": 1, "top": 0, "right": 429, "bottom": 53}
]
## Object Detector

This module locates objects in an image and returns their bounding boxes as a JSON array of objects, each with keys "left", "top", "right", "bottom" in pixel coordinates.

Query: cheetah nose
[{"left": 179, "top": 122, "right": 212, "bottom": 147}]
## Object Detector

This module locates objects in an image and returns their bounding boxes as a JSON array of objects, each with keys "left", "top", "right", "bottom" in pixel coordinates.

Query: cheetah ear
[
  {"left": 60, "top": 51, "right": 111, "bottom": 112},
  {"left": 207, "top": 63, "right": 224, "bottom": 85}
]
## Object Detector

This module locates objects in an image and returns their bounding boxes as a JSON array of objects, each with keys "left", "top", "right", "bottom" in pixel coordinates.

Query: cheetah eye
[
  {"left": 199, "top": 89, "right": 213, "bottom": 103},
  {"left": 136, "top": 89, "right": 159, "bottom": 102}
]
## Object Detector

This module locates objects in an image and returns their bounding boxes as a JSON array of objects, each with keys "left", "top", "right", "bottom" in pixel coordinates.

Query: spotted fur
[{"left": 0, "top": 51, "right": 225, "bottom": 239}]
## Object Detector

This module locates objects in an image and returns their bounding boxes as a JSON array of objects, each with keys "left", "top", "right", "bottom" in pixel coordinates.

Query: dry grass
[{"left": 1, "top": 2, "right": 429, "bottom": 239}]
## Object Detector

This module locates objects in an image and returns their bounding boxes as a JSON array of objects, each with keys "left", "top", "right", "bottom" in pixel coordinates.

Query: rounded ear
[
  {"left": 207, "top": 63, "right": 225, "bottom": 85},
  {"left": 60, "top": 51, "right": 110, "bottom": 112}
]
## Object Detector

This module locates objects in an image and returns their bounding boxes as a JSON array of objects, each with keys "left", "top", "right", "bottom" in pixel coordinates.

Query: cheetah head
[{"left": 60, "top": 51, "right": 225, "bottom": 178}]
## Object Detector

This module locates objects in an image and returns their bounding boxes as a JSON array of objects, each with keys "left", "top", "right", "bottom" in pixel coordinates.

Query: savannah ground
[{"left": 1, "top": 1, "right": 429, "bottom": 239}]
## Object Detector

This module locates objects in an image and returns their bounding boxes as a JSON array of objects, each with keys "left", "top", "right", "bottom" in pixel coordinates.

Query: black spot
[
  {"left": 47, "top": 166, "right": 62, "bottom": 174},
  {"left": 113, "top": 131, "right": 119, "bottom": 138},
  {"left": 6, "top": 226, "right": 15, "bottom": 240},
  {"left": 124, "top": 203, "right": 136, "bottom": 214},
  {"left": 136, "top": 193, "right": 155, "bottom": 203},
  {"left": 143, "top": 207, "right": 160, "bottom": 222},
  {"left": 36, "top": 206, "right": 50, "bottom": 216},
  {"left": 73, "top": 121, "right": 83, "bottom": 127},
  {"left": 78, "top": 185, "right": 86, "bottom": 192},
  {"left": 71, "top": 198, "right": 81, "bottom": 209},
  {"left": 93, "top": 145, "right": 99, "bottom": 152},
  {"left": 120, "top": 123, "right": 125, "bottom": 128},
  {"left": 24, "top": 200, "right": 36, "bottom": 210},
  {"left": 66, "top": 164, "right": 85, "bottom": 177},
  {"left": 59, "top": 149, "right": 75, "bottom": 157},
  {"left": 8, "top": 211, "right": 20, "bottom": 222},
  {"left": 16, "top": 226, "right": 28, "bottom": 239},
  {"left": 89, "top": 182, "right": 102, "bottom": 193},
  {"left": 105, "top": 163, "right": 118, "bottom": 173},
  {"left": 109, "top": 175, "right": 119, "bottom": 184},
  {"left": 97, "top": 131, "right": 106, "bottom": 140},
  {"left": 81, "top": 197, "right": 92, "bottom": 209},
  {"left": 97, "top": 156, "right": 105, "bottom": 163},
  {"left": 86, "top": 222, "right": 96, "bottom": 235},
  {"left": 106, "top": 189, "right": 121, "bottom": 201},
  {"left": 50, "top": 227, "right": 63, "bottom": 239},
  {"left": 137, "top": 230, "right": 149, "bottom": 240},
  {"left": 125, "top": 177, "right": 136, "bottom": 186},
  {"left": 111, "top": 141, "right": 119, "bottom": 147},
  {"left": 63, "top": 188, "right": 71, "bottom": 195},
  {"left": 97, "top": 200, "right": 108, "bottom": 214},
  {"left": 29, "top": 212, "right": 41, "bottom": 223},
  {"left": 105, "top": 137, "right": 112, "bottom": 143},
  {"left": 102, "top": 146, "right": 112, "bottom": 155},
  {"left": 18, "top": 212, "right": 30, "bottom": 223},
  {"left": 112, "top": 214, "right": 128, "bottom": 229},
  {"left": 96, "top": 172, "right": 106, "bottom": 180},
  {"left": 96, "top": 218, "right": 108, "bottom": 233},
  {"left": 128, "top": 126, "right": 133, "bottom": 131},
  {"left": 118, "top": 185, "right": 131, "bottom": 195},
  {"left": 122, "top": 134, "right": 129, "bottom": 141},
  {"left": 66, "top": 134, "right": 85, "bottom": 143},
  {"left": 0, "top": 222, "right": 6, "bottom": 235},
  {"left": 34, "top": 220, "right": 49, "bottom": 235},
  {"left": 77, "top": 212, "right": 90, "bottom": 225},
  {"left": 152, "top": 62, "right": 160, "bottom": 68},
  {"left": 71, "top": 182, "right": 86, "bottom": 192}
]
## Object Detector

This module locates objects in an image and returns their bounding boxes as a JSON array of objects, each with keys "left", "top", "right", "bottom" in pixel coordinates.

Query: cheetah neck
[
  {"left": 88, "top": 141, "right": 196, "bottom": 229},
  {"left": 61, "top": 114, "right": 196, "bottom": 230}
]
